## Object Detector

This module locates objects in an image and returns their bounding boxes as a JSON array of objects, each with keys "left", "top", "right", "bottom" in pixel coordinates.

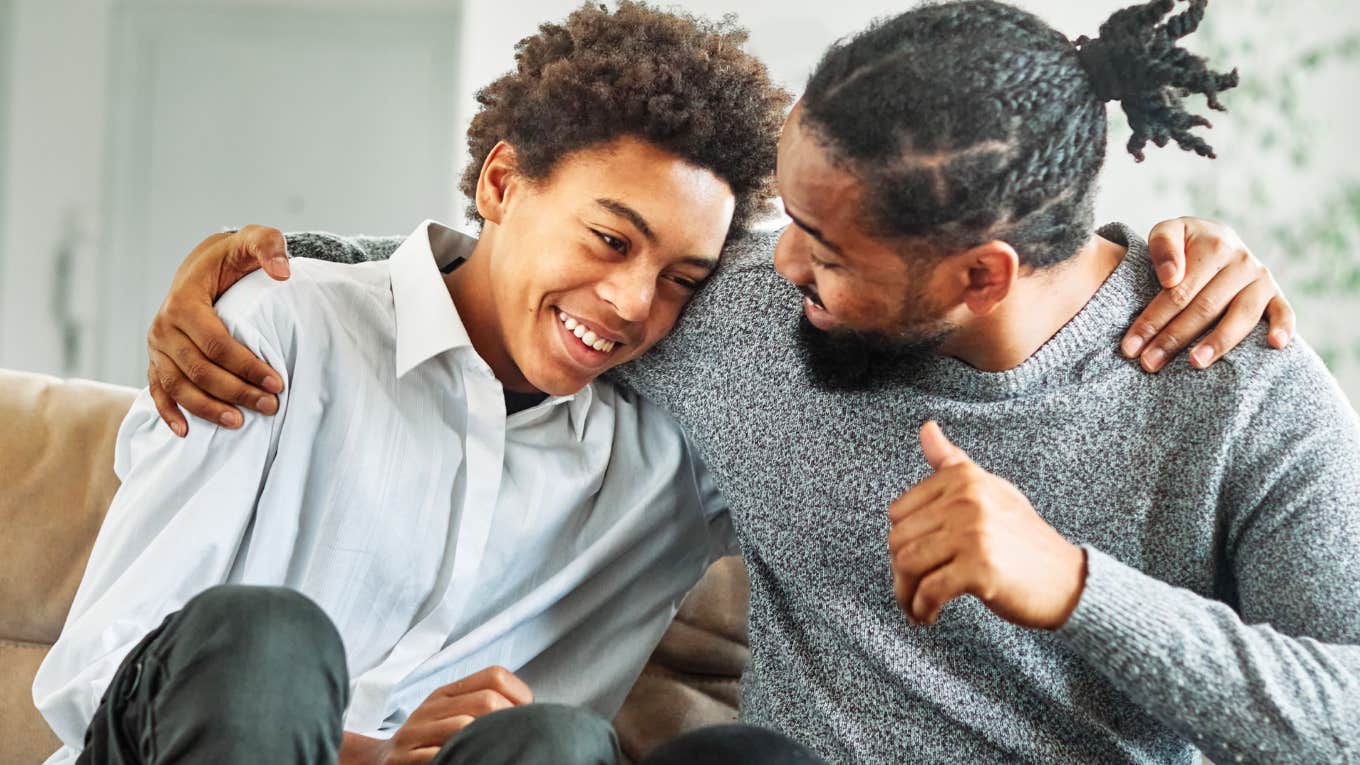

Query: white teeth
[{"left": 558, "top": 311, "right": 617, "bottom": 353}]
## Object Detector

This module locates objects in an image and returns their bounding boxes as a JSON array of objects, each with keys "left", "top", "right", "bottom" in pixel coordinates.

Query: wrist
[
  {"left": 1054, "top": 543, "right": 1088, "bottom": 629},
  {"left": 340, "top": 731, "right": 391, "bottom": 765}
]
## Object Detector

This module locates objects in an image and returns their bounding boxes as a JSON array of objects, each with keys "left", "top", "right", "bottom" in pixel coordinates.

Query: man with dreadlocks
[{"left": 142, "top": 1, "right": 1354, "bottom": 763}]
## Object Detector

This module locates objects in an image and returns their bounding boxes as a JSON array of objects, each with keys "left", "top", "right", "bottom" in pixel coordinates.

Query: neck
[
  {"left": 937, "top": 235, "right": 1127, "bottom": 372},
  {"left": 443, "top": 233, "right": 539, "bottom": 393}
]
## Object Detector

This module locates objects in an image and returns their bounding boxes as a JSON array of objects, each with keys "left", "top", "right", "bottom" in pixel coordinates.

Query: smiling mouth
[
  {"left": 557, "top": 311, "right": 620, "bottom": 354},
  {"left": 799, "top": 286, "right": 826, "bottom": 310}
]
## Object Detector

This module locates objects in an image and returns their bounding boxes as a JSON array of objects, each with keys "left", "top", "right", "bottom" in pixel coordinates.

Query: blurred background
[{"left": 1, "top": 0, "right": 1357, "bottom": 402}]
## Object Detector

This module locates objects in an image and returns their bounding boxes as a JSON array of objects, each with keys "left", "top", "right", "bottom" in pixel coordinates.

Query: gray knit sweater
[{"left": 286, "top": 225, "right": 1360, "bottom": 764}]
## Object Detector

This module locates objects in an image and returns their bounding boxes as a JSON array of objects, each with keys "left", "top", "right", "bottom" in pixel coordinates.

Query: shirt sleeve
[
  {"left": 283, "top": 231, "right": 403, "bottom": 264},
  {"left": 1056, "top": 340, "right": 1360, "bottom": 764},
  {"left": 31, "top": 279, "right": 294, "bottom": 752}
]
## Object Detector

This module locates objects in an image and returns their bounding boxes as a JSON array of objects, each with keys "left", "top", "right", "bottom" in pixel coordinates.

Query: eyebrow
[
  {"left": 785, "top": 208, "right": 846, "bottom": 257},
  {"left": 596, "top": 198, "right": 657, "bottom": 243}
]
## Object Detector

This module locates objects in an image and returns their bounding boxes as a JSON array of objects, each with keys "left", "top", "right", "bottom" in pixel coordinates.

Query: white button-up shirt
[{"left": 34, "top": 221, "right": 734, "bottom": 764}]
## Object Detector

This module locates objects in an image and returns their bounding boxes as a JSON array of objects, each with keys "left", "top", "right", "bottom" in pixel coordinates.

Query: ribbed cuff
[{"left": 1055, "top": 546, "right": 1188, "bottom": 675}]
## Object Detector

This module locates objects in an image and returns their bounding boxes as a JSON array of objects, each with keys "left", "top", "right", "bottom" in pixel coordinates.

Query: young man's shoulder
[{"left": 215, "top": 258, "right": 394, "bottom": 345}]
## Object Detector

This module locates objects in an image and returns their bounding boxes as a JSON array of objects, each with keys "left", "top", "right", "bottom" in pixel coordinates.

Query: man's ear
[
  {"left": 958, "top": 240, "right": 1020, "bottom": 316},
  {"left": 475, "top": 141, "right": 519, "bottom": 225}
]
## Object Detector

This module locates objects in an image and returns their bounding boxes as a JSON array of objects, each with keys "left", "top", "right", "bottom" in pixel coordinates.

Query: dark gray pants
[{"left": 75, "top": 585, "right": 618, "bottom": 765}]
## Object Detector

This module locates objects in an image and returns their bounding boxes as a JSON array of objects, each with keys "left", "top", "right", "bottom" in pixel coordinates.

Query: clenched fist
[
  {"left": 888, "top": 422, "right": 1088, "bottom": 630},
  {"left": 342, "top": 666, "right": 534, "bottom": 765}
]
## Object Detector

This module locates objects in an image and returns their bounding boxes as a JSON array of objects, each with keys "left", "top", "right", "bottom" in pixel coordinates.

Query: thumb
[
  {"left": 920, "top": 421, "right": 970, "bottom": 471},
  {"left": 1146, "top": 218, "right": 1187, "bottom": 288},
  {"left": 233, "top": 225, "right": 290, "bottom": 282}
]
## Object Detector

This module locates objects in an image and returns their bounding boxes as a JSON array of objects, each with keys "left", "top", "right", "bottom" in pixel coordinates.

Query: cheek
[
  {"left": 822, "top": 273, "right": 899, "bottom": 329},
  {"left": 818, "top": 272, "right": 859, "bottom": 311},
  {"left": 512, "top": 250, "right": 595, "bottom": 307}
]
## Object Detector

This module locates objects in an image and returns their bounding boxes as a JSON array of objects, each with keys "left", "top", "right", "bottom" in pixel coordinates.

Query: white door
[{"left": 100, "top": 2, "right": 462, "bottom": 386}]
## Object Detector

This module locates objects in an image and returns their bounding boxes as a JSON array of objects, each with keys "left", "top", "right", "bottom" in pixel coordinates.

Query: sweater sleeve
[
  {"left": 283, "top": 232, "right": 403, "bottom": 264},
  {"left": 1056, "top": 339, "right": 1360, "bottom": 764}
]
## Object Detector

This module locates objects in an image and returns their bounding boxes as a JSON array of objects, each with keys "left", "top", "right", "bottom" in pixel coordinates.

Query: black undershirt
[{"left": 503, "top": 389, "right": 549, "bottom": 416}]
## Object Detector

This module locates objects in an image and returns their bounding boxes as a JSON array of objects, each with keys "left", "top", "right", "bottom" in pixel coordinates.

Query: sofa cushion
[
  {"left": 0, "top": 370, "right": 135, "bottom": 645},
  {"left": 0, "top": 640, "right": 60, "bottom": 765}
]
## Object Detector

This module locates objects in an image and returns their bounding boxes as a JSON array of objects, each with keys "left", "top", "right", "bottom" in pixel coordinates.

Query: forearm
[
  {"left": 1057, "top": 548, "right": 1360, "bottom": 763},
  {"left": 340, "top": 731, "right": 389, "bottom": 765},
  {"left": 282, "top": 232, "right": 402, "bottom": 265}
]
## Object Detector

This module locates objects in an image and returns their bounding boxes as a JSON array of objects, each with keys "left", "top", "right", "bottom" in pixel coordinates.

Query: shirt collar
[
  {"left": 390, "top": 220, "right": 477, "bottom": 379},
  {"left": 565, "top": 384, "right": 593, "bottom": 442},
  {"left": 389, "top": 219, "right": 596, "bottom": 441}
]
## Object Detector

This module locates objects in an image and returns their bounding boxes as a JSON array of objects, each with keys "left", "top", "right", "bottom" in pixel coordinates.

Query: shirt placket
[{"left": 346, "top": 362, "right": 506, "bottom": 733}]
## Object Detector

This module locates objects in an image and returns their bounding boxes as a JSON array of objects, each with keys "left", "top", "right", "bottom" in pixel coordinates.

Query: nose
[
  {"left": 773, "top": 226, "right": 813, "bottom": 287},
  {"left": 597, "top": 262, "right": 656, "bottom": 325}
]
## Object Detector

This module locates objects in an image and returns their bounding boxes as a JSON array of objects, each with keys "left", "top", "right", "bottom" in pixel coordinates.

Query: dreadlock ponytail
[{"left": 1075, "top": 0, "right": 1239, "bottom": 161}]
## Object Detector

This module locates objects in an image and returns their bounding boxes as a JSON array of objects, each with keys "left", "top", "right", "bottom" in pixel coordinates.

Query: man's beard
[{"left": 796, "top": 311, "right": 955, "bottom": 392}]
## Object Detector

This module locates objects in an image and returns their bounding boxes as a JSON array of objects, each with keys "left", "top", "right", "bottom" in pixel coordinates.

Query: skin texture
[
  {"left": 454, "top": 137, "right": 733, "bottom": 396},
  {"left": 339, "top": 666, "right": 534, "bottom": 765},
  {"left": 889, "top": 422, "right": 1088, "bottom": 628}
]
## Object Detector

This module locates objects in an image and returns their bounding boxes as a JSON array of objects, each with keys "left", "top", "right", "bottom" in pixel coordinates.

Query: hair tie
[{"left": 1073, "top": 35, "right": 1124, "bottom": 102}]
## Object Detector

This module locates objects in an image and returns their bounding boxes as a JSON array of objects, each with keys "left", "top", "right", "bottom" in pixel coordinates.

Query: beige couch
[{"left": 0, "top": 368, "right": 750, "bottom": 765}]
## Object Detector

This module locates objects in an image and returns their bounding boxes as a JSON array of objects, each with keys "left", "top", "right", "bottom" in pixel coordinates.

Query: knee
[
  {"left": 178, "top": 586, "right": 345, "bottom": 673},
  {"left": 141, "top": 587, "right": 348, "bottom": 752},
  {"left": 437, "top": 704, "right": 619, "bottom": 765},
  {"left": 644, "top": 724, "right": 828, "bottom": 765}
]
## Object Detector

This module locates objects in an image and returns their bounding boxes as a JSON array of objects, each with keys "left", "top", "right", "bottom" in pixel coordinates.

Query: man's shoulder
[
  {"left": 283, "top": 231, "right": 404, "bottom": 264},
  {"left": 1154, "top": 325, "right": 1356, "bottom": 435},
  {"left": 1191, "top": 326, "right": 1334, "bottom": 396},
  {"left": 690, "top": 226, "right": 794, "bottom": 320},
  {"left": 720, "top": 227, "right": 781, "bottom": 273},
  {"left": 1223, "top": 329, "right": 1353, "bottom": 416}
]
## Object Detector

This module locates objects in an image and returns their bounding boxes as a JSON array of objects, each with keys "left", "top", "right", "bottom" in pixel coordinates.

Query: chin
[{"left": 525, "top": 369, "right": 592, "bottom": 398}]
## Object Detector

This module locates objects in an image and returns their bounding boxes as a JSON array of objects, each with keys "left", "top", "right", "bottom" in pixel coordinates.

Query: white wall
[
  {"left": 0, "top": 0, "right": 461, "bottom": 381},
  {"left": 0, "top": 0, "right": 113, "bottom": 379},
  {"left": 0, "top": 0, "right": 11, "bottom": 329}
]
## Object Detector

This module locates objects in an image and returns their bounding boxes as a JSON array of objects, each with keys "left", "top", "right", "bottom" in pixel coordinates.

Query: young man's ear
[
  {"left": 475, "top": 141, "right": 520, "bottom": 225},
  {"left": 956, "top": 240, "right": 1020, "bottom": 317}
]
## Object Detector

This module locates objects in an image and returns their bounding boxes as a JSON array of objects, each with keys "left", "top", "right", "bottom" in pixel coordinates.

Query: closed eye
[
  {"left": 808, "top": 251, "right": 840, "bottom": 270},
  {"left": 665, "top": 274, "right": 702, "bottom": 291}
]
